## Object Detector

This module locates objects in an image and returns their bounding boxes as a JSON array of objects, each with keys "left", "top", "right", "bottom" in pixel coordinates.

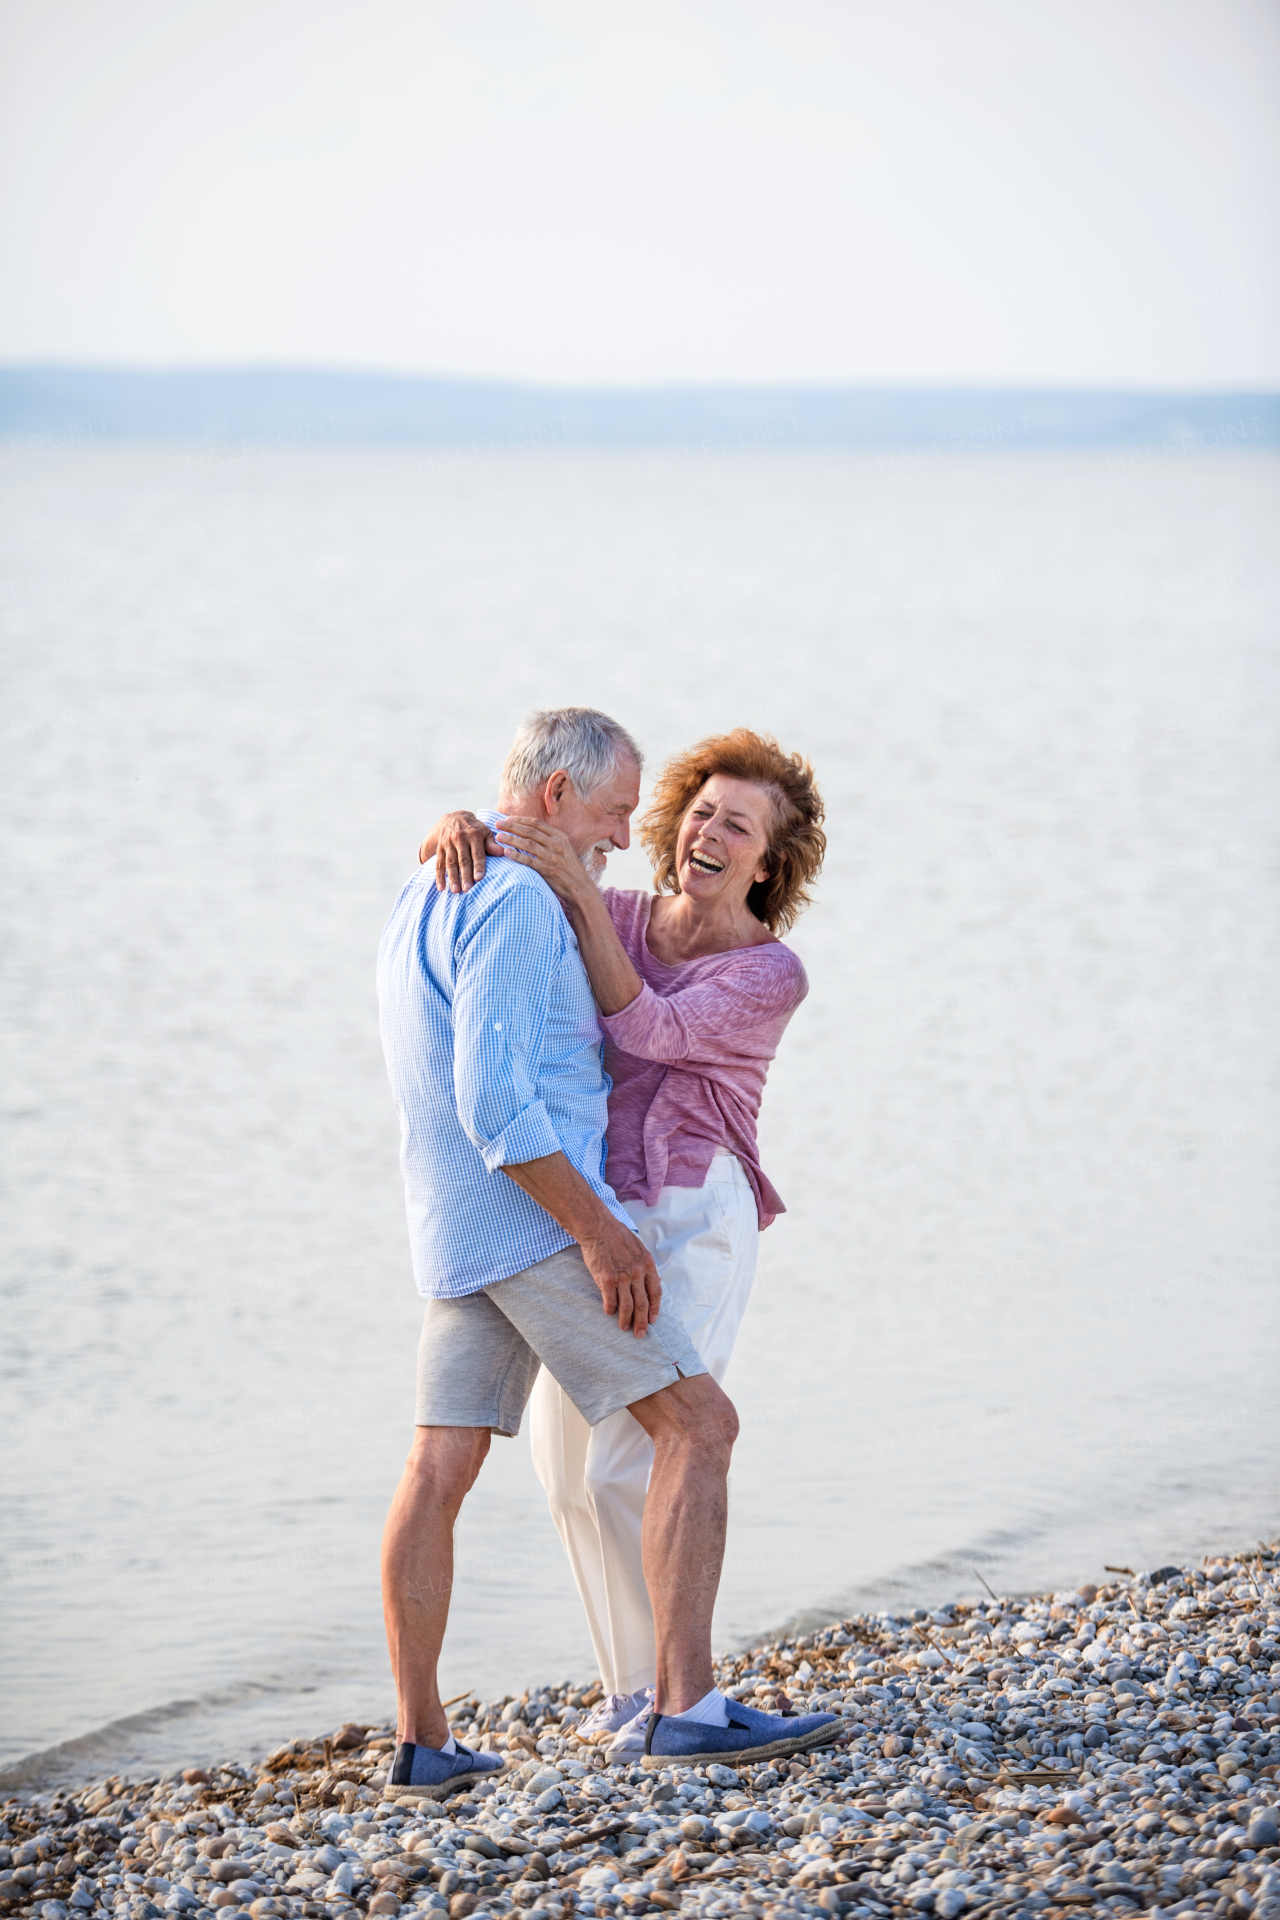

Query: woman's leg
[
  {"left": 674, "top": 1154, "right": 760, "bottom": 1381},
  {"left": 581, "top": 1406, "right": 659, "bottom": 1697},
  {"left": 582, "top": 1156, "right": 761, "bottom": 1698},
  {"left": 528, "top": 1365, "right": 621, "bottom": 1695}
]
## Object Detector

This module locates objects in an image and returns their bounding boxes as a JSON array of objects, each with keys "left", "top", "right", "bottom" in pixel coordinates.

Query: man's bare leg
[
  {"left": 381, "top": 1425, "right": 490, "bottom": 1747},
  {"left": 628, "top": 1372, "right": 739, "bottom": 1715}
]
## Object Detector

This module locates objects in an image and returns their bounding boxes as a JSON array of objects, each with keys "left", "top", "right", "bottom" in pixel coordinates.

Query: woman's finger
[
  {"left": 497, "top": 836, "right": 544, "bottom": 864},
  {"left": 497, "top": 832, "right": 559, "bottom": 865},
  {"left": 495, "top": 824, "right": 548, "bottom": 849}
]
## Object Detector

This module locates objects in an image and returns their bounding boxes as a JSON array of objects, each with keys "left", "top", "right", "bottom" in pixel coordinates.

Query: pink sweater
[{"left": 597, "top": 889, "right": 808, "bottom": 1229}]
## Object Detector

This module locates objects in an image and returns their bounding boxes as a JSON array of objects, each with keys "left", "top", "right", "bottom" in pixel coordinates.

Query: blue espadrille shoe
[{"left": 642, "top": 1698, "right": 837, "bottom": 1767}]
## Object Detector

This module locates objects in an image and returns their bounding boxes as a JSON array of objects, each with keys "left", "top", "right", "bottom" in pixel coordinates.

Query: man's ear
[{"left": 543, "top": 769, "right": 573, "bottom": 815}]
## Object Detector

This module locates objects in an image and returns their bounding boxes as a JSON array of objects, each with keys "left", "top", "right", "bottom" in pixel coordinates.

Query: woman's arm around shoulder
[
  {"left": 490, "top": 822, "right": 644, "bottom": 1015},
  {"left": 599, "top": 886, "right": 651, "bottom": 937}
]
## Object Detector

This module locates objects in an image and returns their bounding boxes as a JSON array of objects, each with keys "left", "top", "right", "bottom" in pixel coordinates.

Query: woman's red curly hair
[{"left": 640, "top": 729, "right": 826, "bottom": 934}]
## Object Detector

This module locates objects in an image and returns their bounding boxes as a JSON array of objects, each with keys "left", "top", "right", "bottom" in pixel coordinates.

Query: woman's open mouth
[{"left": 688, "top": 850, "right": 725, "bottom": 875}]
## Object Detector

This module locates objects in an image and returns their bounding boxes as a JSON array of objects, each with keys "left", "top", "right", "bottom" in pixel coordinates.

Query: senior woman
[{"left": 421, "top": 729, "right": 824, "bottom": 1758}]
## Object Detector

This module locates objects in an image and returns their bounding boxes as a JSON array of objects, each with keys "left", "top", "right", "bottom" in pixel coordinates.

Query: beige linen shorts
[{"left": 414, "top": 1244, "right": 708, "bottom": 1435}]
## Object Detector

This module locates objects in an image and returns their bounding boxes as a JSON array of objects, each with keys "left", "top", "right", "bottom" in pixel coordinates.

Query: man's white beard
[{"left": 580, "top": 843, "right": 610, "bottom": 886}]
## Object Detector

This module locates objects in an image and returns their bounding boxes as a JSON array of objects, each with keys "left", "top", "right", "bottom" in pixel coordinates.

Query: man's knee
[
  {"left": 633, "top": 1372, "right": 738, "bottom": 1464},
  {"left": 688, "top": 1378, "right": 738, "bottom": 1458},
  {"left": 700, "top": 1382, "right": 739, "bottom": 1462},
  {"left": 405, "top": 1425, "right": 490, "bottom": 1508}
]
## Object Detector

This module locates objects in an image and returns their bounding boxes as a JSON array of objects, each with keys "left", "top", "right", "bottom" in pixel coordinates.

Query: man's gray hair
[{"left": 500, "top": 707, "right": 643, "bottom": 802}]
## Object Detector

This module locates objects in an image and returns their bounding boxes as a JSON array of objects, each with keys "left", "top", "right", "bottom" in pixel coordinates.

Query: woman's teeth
[{"left": 689, "top": 851, "right": 724, "bottom": 874}]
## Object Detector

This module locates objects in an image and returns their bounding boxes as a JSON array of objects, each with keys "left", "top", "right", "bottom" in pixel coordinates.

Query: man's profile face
[{"left": 546, "top": 755, "right": 641, "bottom": 880}]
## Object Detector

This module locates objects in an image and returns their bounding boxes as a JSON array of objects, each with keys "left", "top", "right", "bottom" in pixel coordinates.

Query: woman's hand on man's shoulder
[{"left": 419, "top": 810, "right": 502, "bottom": 893}]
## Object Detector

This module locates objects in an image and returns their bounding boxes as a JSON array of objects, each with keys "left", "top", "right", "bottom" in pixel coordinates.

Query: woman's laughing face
[{"left": 675, "top": 773, "right": 774, "bottom": 907}]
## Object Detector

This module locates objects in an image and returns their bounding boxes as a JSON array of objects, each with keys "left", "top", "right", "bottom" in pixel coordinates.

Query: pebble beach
[{"left": 5, "top": 1544, "right": 1278, "bottom": 1920}]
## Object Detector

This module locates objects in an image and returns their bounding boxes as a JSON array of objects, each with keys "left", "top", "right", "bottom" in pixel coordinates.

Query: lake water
[{"left": 2, "top": 442, "right": 1277, "bottom": 1789}]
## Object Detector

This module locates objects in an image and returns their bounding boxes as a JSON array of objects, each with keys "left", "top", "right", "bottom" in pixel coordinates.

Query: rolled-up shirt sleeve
[{"left": 451, "top": 885, "right": 566, "bottom": 1171}]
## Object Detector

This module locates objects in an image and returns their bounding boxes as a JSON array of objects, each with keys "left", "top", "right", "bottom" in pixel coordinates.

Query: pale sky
[{"left": 1, "top": 0, "right": 1277, "bottom": 387}]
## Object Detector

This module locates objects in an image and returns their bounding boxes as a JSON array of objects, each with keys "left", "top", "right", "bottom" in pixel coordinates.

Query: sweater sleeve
[{"left": 599, "top": 951, "right": 806, "bottom": 1067}]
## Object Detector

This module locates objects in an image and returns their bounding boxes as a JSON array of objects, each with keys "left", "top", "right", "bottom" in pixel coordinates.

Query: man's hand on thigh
[
  {"left": 579, "top": 1214, "right": 662, "bottom": 1336},
  {"left": 500, "top": 1152, "right": 661, "bottom": 1337}
]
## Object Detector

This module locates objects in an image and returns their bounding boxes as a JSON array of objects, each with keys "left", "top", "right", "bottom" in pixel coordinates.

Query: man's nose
[{"left": 611, "top": 818, "right": 631, "bottom": 850}]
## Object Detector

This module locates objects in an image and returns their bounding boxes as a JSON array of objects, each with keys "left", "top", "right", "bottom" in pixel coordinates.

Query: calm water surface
[{"left": 2, "top": 444, "right": 1277, "bottom": 1786}]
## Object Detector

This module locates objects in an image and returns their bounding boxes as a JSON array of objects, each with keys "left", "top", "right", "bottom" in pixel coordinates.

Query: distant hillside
[{"left": 1, "top": 366, "right": 1276, "bottom": 449}]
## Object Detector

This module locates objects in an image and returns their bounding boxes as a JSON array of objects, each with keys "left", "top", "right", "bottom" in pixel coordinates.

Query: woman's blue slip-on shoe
[
  {"left": 388, "top": 1740, "right": 506, "bottom": 1794},
  {"left": 642, "top": 1699, "right": 838, "bottom": 1767}
]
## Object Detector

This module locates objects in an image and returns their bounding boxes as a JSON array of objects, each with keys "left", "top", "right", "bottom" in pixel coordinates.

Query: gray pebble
[{"left": 1248, "top": 1807, "right": 1280, "bottom": 1846}]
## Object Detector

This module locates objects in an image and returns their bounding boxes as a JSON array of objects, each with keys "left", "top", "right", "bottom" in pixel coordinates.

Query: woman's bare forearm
[{"left": 563, "top": 884, "right": 644, "bottom": 1014}]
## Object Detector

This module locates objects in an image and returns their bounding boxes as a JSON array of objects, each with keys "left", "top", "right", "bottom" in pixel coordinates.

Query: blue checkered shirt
[{"left": 377, "top": 835, "right": 635, "bottom": 1298}]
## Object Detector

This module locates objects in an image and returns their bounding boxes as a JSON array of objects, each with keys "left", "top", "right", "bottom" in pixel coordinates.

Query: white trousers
[{"left": 528, "top": 1150, "right": 759, "bottom": 1697}]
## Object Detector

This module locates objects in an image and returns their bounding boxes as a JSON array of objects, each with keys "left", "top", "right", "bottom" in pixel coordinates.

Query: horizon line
[
  {"left": 4, "top": 367, "right": 1276, "bottom": 450},
  {"left": 1, "top": 361, "right": 1277, "bottom": 397}
]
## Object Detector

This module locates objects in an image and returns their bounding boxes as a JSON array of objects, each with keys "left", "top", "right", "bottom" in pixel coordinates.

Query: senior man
[{"left": 377, "top": 707, "right": 834, "bottom": 1787}]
